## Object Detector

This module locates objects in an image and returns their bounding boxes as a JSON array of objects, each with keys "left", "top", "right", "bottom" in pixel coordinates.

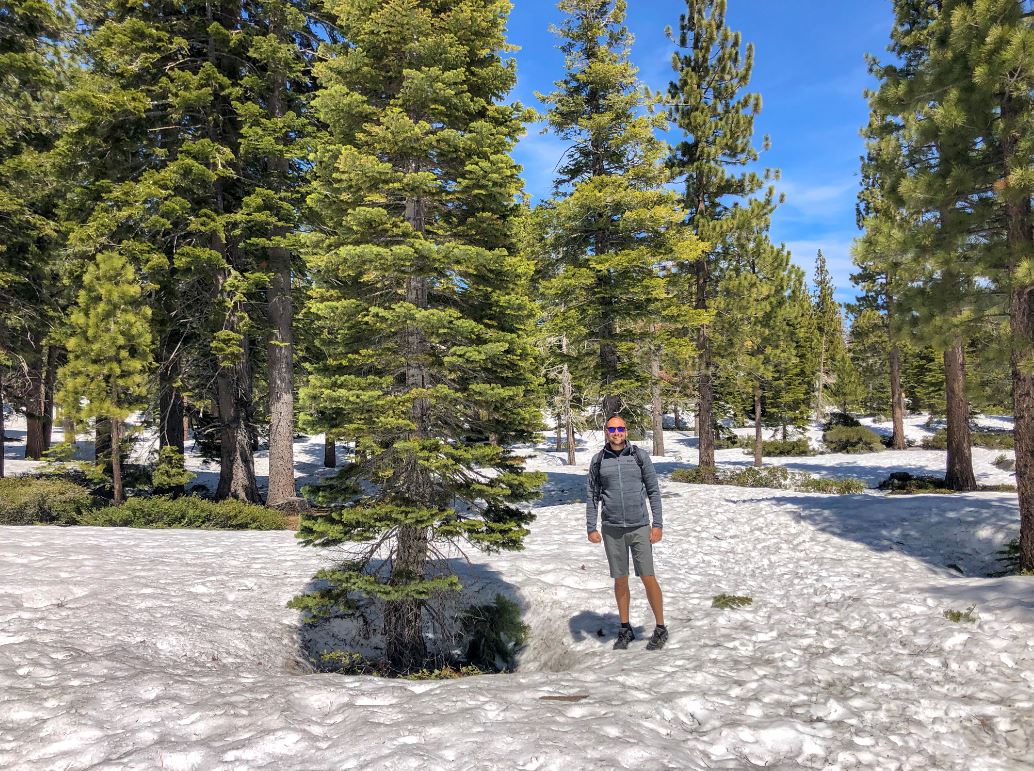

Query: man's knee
[
  {"left": 614, "top": 576, "right": 630, "bottom": 587},
  {"left": 640, "top": 574, "right": 659, "bottom": 586}
]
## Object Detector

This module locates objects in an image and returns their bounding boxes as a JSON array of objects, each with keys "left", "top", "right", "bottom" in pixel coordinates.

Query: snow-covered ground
[{"left": 2, "top": 418, "right": 1033, "bottom": 769}]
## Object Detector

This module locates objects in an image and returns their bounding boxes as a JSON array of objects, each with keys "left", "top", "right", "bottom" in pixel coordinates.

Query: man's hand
[
  {"left": 650, "top": 527, "right": 662, "bottom": 544},
  {"left": 588, "top": 531, "right": 602, "bottom": 544}
]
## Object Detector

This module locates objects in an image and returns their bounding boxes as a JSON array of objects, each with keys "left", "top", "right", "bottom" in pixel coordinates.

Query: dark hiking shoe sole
[{"left": 646, "top": 628, "right": 669, "bottom": 650}]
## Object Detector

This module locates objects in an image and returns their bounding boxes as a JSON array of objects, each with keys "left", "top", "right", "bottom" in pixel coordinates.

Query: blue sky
[{"left": 507, "top": 1, "right": 895, "bottom": 306}]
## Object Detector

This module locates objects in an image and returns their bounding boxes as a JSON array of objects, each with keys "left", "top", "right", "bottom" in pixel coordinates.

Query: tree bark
[
  {"left": 754, "top": 383, "right": 763, "bottom": 468},
  {"left": 385, "top": 524, "right": 429, "bottom": 672},
  {"left": 943, "top": 343, "right": 976, "bottom": 491},
  {"left": 24, "top": 343, "right": 45, "bottom": 459},
  {"left": 560, "top": 335, "right": 576, "bottom": 465},
  {"left": 111, "top": 419, "right": 124, "bottom": 505},
  {"left": 651, "top": 346, "right": 664, "bottom": 457},
  {"left": 1004, "top": 93, "right": 1034, "bottom": 572},
  {"left": 323, "top": 434, "right": 337, "bottom": 468},
  {"left": 158, "top": 373, "right": 185, "bottom": 453},
  {"left": 888, "top": 343, "right": 907, "bottom": 450},
  {"left": 696, "top": 256, "right": 716, "bottom": 480},
  {"left": 815, "top": 345, "right": 825, "bottom": 423},
  {"left": 41, "top": 346, "right": 57, "bottom": 453},
  {"left": 95, "top": 418, "right": 111, "bottom": 469},
  {"left": 264, "top": 66, "right": 296, "bottom": 507},
  {"left": 214, "top": 340, "right": 261, "bottom": 503},
  {"left": 1, "top": 371, "right": 6, "bottom": 478}
]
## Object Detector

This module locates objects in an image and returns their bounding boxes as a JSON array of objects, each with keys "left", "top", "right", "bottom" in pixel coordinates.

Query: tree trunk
[
  {"left": 754, "top": 383, "right": 763, "bottom": 468},
  {"left": 158, "top": 373, "right": 185, "bottom": 453},
  {"left": 41, "top": 346, "right": 57, "bottom": 453},
  {"left": 560, "top": 336, "right": 576, "bottom": 465},
  {"left": 651, "top": 346, "right": 664, "bottom": 457},
  {"left": 943, "top": 343, "right": 976, "bottom": 491},
  {"left": 554, "top": 412, "right": 562, "bottom": 452},
  {"left": 323, "top": 434, "right": 336, "bottom": 468},
  {"left": 24, "top": 344, "right": 45, "bottom": 459},
  {"left": 264, "top": 68, "right": 296, "bottom": 507},
  {"left": 266, "top": 248, "right": 295, "bottom": 504},
  {"left": 0, "top": 371, "right": 6, "bottom": 478},
  {"left": 673, "top": 403, "right": 680, "bottom": 432},
  {"left": 1004, "top": 93, "right": 1034, "bottom": 572},
  {"left": 385, "top": 525, "right": 429, "bottom": 671},
  {"left": 888, "top": 343, "right": 907, "bottom": 450},
  {"left": 696, "top": 257, "right": 715, "bottom": 480},
  {"left": 565, "top": 408, "right": 576, "bottom": 467},
  {"left": 111, "top": 419, "right": 124, "bottom": 505},
  {"left": 215, "top": 347, "right": 261, "bottom": 502},
  {"left": 61, "top": 415, "right": 76, "bottom": 459}
]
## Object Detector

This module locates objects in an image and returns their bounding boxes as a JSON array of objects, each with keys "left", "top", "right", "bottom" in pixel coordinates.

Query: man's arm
[
  {"left": 640, "top": 452, "right": 663, "bottom": 529},
  {"left": 586, "top": 455, "right": 600, "bottom": 534}
]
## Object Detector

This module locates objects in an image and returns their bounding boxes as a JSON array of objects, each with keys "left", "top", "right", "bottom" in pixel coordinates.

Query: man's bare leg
[
  {"left": 641, "top": 575, "right": 664, "bottom": 626},
  {"left": 614, "top": 576, "right": 631, "bottom": 623}
]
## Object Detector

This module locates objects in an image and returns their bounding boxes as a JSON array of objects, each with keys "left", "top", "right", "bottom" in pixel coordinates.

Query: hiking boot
[
  {"left": 613, "top": 626, "right": 635, "bottom": 650},
  {"left": 645, "top": 626, "right": 669, "bottom": 651}
]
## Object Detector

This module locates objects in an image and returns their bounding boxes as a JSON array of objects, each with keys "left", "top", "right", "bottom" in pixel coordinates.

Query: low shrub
[
  {"left": 78, "top": 496, "right": 289, "bottom": 530},
  {"left": 750, "top": 438, "right": 812, "bottom": 457},
  {"left": 460, "top": 594, "right": 528, "bottom": 673},
  {"left": 822, "top": 412, "right": 861, "bottom": 431},
  {"left": 0, "top": 477, "right": 97, "bottom": 525},
  {"left": 992, "top": 454, "right": 1015, "bottom": 471},
  {"left": 712, "top": 594, "right": 752, "bottom": 609},
  {"left": 943, "top": 606, "right": 977, "bottom": 623},
  {"left": 671, "top": 465, "right": 865, "bottom": 494},
  {"left": 823, "top": 425, "right": 883, "bottom": 454},
  {"left": 921, "top": 429, "right": 1014, "bottom": 450},
  {"left": 877, "top": 472, "right": 1017, "bottom": 495},
  {"left": 797, "top": 476, "right": 866, "bottom": 494}
]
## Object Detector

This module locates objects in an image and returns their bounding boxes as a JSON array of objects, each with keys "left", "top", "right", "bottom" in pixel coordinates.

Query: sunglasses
[{"left": 606, "top": 426, "right": 627, "bottom": 433}]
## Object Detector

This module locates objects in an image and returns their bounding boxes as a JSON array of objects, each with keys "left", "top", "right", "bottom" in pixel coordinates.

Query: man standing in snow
[{"left": 586, "top": 415, "right": 667, "bottom": 650}]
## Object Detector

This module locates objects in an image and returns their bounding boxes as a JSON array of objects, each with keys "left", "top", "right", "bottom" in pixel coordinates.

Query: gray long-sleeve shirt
[{"left": 586, "top": 444, "right": 663, "bottom": 533}]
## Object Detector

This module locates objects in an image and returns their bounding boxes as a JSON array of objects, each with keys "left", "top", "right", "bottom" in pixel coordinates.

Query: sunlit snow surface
[{"left": 2, "top": 416, "right": 1034, "bottom": 768}]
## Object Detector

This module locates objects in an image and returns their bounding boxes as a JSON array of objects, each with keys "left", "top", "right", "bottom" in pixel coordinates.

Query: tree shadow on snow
[
  {"left": 759, "top": 492, "right": 1019, "bottom": 578},
  {"left": 290, "top": 555, "right": 528, "bottom": 674}
]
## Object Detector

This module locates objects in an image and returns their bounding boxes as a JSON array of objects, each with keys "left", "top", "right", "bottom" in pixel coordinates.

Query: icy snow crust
[{"left": 2, "top": 418, "right": 1034, "bottom": 768}]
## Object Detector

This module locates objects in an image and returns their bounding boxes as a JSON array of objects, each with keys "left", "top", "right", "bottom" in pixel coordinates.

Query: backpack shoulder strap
[
  {"left": 589, "top": 450, "right": 604, "bottom": 490},
  {"left": 629, "top": 443, "right": 645, "bottom": 470}
]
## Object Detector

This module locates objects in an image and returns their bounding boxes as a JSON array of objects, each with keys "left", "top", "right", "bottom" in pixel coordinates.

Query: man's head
[{"left": 605, "top": 414, "right": 627, "bottom": 449}]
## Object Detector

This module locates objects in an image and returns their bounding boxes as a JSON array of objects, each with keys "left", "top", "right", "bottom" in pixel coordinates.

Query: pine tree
[
  {"left": 812, "top": 250, "right": 849, "bottom": 421},
  {"left": 712, "top": 229, "right": 794, "bottom": 466},
  {"left": 845, "top": 309, "right": 892, "bottom": 416},
  {"left": 667, "top": 0, "right": 775, "bottom": 479},
  {"left": 0, "top": 0, "right": 71, "bottom": 464},
  {"left": 59, "top": 252, "right": 153, "bottom": 504},
  {"left": 534, "top": 0, "right": 701, "bottom": 428},
  {"left": 870, "top": 0, "right": 979, "bottom": 490},
  {"left": 298, "top": 0, "right": 545, "bottom": 672}
]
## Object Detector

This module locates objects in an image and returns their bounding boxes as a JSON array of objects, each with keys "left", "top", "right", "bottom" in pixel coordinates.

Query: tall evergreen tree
[
  {"left": 812, "top": 250, "right": 848, "bottom": 421},
  {"left": 534, "top": 0, "right": 700, "bottom": 426},
  {"left": 297, "top": 0, "right": 544, "bottom": 672},
  {"left": 59, "top": 252, "right": 153, "bottom": 504},
  {"left": 667, "top": 0, "right": 775, "bottom": 479}
]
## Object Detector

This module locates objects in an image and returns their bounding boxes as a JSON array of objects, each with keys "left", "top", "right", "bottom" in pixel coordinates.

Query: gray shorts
[{"left": 602, "top": 524, "right": 654, "bottom": 578}]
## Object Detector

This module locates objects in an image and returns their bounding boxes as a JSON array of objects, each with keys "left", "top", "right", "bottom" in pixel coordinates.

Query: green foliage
[
  {"left": 712, "top": 594, "right": 752, "bottom": 609},
  {"left": 671, "top": 464, "right": 864, "bottom": 494},
  {"left": 460, "top": 594, "right": 528, "bottom": 673},
  {"left": 151, "top": 448, "right": 195, "bottom": 489},
  {"left": 751, "top": 439, "right": 811, "bottom": 457},
  {"left": 0, "top": 477, "right": 95, "bottom": 525},
  {"left": 532, "top": 0, "right": 704, "bottom": 415},
  {"left": 78, "top": 496, "right": 288, "bottom": 530},
  {"left": 822, "top": 425, "right": 884, "bottom": 454},
  {"left": 797, "top": 477, "right": 867, "bottom": 495},
  {"left": 313, "top": 650, "right": 483, "bottom": 680},
  {"left": 943, "top": 606, "right": 977, "bottom": 624},
  {"left": 922, "top": 430, "right": 1013, "bottom": 450},
  {"left": 298, "top": 0, "right": 545, "bottom": 669},
  {"left": 822, "top": 412, "right": 861, "bottom": 431},
  {"left": 992, "top": 454, "right": 1015, "bottom": 471}
]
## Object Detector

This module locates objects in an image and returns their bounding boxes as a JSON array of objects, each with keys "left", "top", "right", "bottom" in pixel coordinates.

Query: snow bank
[{"left": 2, "top": 442, "right": 1033, "bottom": 768}]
